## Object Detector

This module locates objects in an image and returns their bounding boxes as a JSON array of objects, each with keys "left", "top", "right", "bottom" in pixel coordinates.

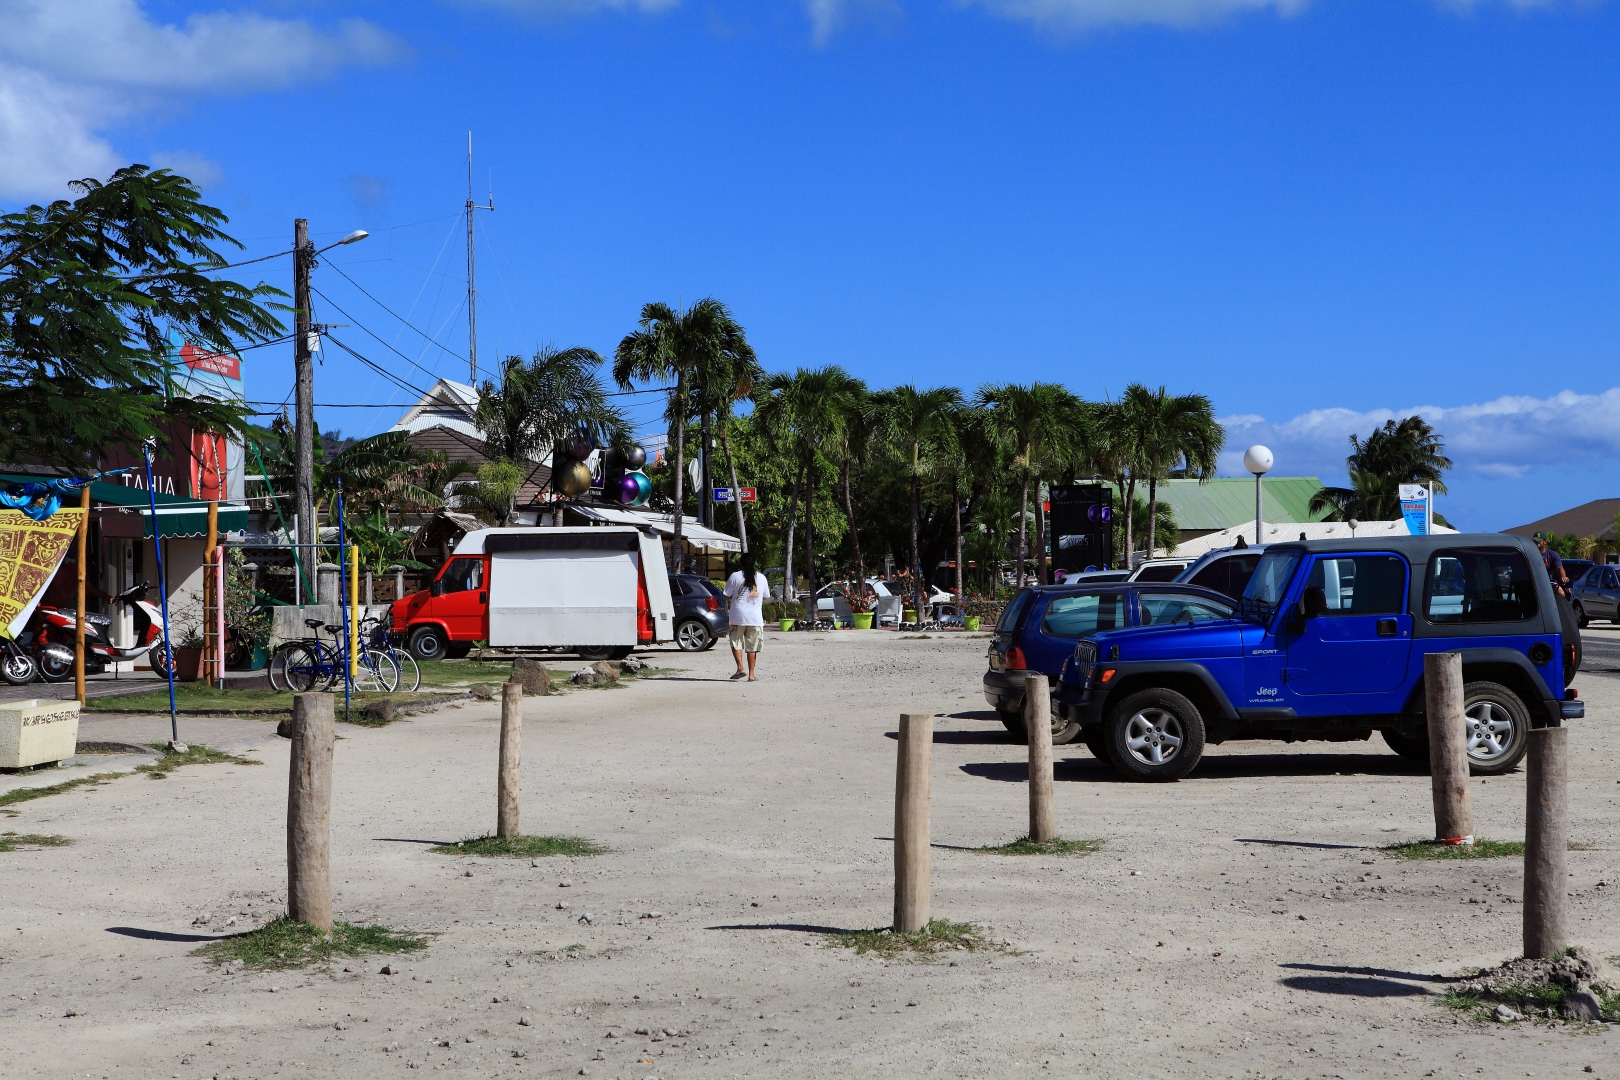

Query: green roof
[{"left": 1104, "top": 477, "right": 1330, "bottom": 531}]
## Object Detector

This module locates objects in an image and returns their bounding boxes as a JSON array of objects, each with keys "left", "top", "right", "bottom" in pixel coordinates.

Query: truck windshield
[{"left": 1238, "top": 551, "right": 1302, "bottom": 620}]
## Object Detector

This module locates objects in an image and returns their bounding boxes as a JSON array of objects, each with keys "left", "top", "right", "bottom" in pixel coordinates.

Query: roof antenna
[{"left": 466, "top": 131, "right": 495, "bottom": 387}]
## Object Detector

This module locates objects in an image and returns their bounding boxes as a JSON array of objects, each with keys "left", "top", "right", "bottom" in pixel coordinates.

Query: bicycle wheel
[
  {"left": 391, "top": 649, "right": 421, "bottom": 692},
  {"left": 267, "top": 643, "right": 300, "bottom": 692},
  {"left": 282, "top": 644, "right": 327, "bottom": 692},
  {"left": 354, "top": 649, "right": 399, "bottom": 693}
]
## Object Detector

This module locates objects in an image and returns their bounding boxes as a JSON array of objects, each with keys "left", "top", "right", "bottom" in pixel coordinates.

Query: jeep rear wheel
[
  {"left": 1381, "top": 681, "right": 1531, "bottom": 776},
  {"left": 1102, "top": 688, "right": 1206, "bottom": 781}
]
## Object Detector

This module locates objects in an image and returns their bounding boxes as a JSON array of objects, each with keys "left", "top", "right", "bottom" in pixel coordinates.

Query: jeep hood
[{"left": 1083, "top": 619, "right": 1247, "bottom": 662}]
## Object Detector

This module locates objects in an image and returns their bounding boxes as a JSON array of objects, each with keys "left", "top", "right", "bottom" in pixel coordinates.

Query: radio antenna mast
[{"left": 465, "top": 132, "right": 494, "bottom": 386}]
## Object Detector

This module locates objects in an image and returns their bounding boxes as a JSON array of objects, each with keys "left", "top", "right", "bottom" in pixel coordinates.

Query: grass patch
[
  {"left": 1443, "top": 984, "right": 1620, "bottom": 1025},
  {"left": 825, "top": 918, "right": 1004, "bottom": 961},
  {"left": 0, "top": 832, "right": 70, "bottom": 852},
  {"left": 974, "top": 835, "right": 1103, "bottom": 856},
  {"left": 0, "top": 771, "right": 123, "bottom": 808},
  {"left": 86, "top": 683, "right": 451, "bottom": 716},
  {"left": 427, "top": 834, "right": 607, "bottom": 859},
  {"left": 192, "top": 916, "right": 427, "bottom": 971},
  {"left": 136, "top": 743, "right": 259, "bottom": 780},
  {"left": 1567, "top": 841, "right": 1600, "bottom": 851},
  {"left": 1382, "top": 839, "right": 1525, "bottom": 860}
]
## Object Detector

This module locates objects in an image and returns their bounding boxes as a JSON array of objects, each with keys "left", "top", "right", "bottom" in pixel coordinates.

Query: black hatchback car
[
  {"left": 669, "top": 574, "right": 729, "bottom": 651},
  {"left": 984, "top": 582, "right": 1237, "bottom": 743}
]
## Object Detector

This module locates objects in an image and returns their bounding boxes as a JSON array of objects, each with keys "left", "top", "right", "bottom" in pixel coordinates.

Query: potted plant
[
  {"left": 852, "top": 586, "right": 876, "bottom": 630},
  {"left": 172, "top": 624, "right": 205, "bottom": 682}
]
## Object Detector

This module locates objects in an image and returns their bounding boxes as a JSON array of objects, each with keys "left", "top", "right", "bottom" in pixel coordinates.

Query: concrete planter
[{"left": 0, "top": 699, "right": 81, "bottom": 770}]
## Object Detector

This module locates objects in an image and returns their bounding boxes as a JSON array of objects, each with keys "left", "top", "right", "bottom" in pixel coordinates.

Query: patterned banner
[{"left": 0, "top": 509, "right": 85, "bottom": 639}]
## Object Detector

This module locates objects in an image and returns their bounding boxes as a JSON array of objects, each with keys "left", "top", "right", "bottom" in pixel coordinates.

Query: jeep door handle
[{"left": 1376, "top": 618, "right": 1398, "bottom": 636}]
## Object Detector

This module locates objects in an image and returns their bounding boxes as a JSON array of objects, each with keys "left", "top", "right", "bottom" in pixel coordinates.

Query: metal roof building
[{"left": 1108, "top": 477, "right": 1333, "bottom": 540}]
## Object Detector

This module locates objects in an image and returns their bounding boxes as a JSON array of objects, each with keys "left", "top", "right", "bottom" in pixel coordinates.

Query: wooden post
[
  {"left": 497, "top": 679, "right": 522, "bottom": 839},
  {"left": 1424, "top": 651, "right": 1473, "bottom": 844},
  {"left": 204, "top": 501, "right": 218, "bottom": 685},
  {"left": 1024, "top": 673, "right": 1056, "bottom": 843},
  {"left": 1523, "top": 726, "right": 1568, "bottom": 958},
  {"left": 893, "top": 712, "right": 932, "bottom": 932},
  {"left": 287, "top": 692, "right": 334, "bottom": 931},
  {"left": 74, "top": 485, "right": 89, "bottom": 704}
]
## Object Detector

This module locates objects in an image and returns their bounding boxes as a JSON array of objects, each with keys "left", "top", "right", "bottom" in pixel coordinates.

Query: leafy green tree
[
  {"left": 474, "top": 346, "right": 626, "bottom": 466},
  {"left": 1118, "top": 384, "right": 1222, "bottom": 559},
  {"left": 259, "top": 419, "right": 442, "bottom": 531},
  {"left": 1310, "top": 416, "right": 1453, "bottom": 522},
  {"left": 873, "top": 384, "right": 963, "bottom": 611},
  {"left": 614, "top": 298, "right": 754, "bottom": 571},
  {"left": 0, "top": 166, "right": 283, "bottom": 468},
  {"left": 451, "top": 460, "right": 525, "bottom": 525},
  {"left": 344, "top": 508, "right": 430, "bottom": 575},
  {"left": 977, "top": 383, "right": 1088, "bottom": 585}
]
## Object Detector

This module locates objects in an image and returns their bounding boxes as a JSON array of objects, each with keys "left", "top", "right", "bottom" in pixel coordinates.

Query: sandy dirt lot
[{"left": 2, "top": 628, "right": 1617, "bottom": 1079}]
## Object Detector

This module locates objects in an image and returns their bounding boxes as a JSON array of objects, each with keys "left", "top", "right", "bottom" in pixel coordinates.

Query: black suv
[{"left": 668, "top": 574, "right": 728, "bottom": 651}]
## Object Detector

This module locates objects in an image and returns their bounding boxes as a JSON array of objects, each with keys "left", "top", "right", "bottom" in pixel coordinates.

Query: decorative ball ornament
[
  {"left": 566, "top": 436, "right": 594, "bottom": 461},
  {"left": 630, "top": 472, "right": 652, "bottom": 506},
  {"left": 615, "top": 473, "right": 641, "bottom": 505},
  {"left": 622, "top": 444, "right": 647, "bottom": 470},
  {"left": 1243, "top": 445, "right": 1274, "bottom": 476},
  {"left": 556, "top": 460, "right": 592, "bottom": 497}
]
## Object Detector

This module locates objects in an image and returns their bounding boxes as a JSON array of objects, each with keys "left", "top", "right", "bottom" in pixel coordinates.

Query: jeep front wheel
[{"left": 1102, "top": 688, "right": 1206, "bottom": 781}]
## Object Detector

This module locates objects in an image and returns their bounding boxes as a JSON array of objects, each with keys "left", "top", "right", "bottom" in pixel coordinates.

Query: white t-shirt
[{"left": 724, "top": 571, "right": 772, "bottom": 626}]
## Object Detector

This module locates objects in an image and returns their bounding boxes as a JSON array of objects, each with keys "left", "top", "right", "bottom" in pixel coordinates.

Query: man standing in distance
[{"left": 724, "top": 551, "right": 771, "bottom": 682}]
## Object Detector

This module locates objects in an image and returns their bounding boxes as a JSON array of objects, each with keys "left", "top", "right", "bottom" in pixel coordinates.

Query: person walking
[
  {"left": 1535, "top": 533, "right": 1570, "bottom": 597},
  {"left": 724, "top": 550, "right": 771, "bottom": 682}
]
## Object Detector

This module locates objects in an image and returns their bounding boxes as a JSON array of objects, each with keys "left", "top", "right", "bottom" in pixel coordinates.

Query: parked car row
[{"left": 985, "top": 533, "right": 1583, "bottom": 782}]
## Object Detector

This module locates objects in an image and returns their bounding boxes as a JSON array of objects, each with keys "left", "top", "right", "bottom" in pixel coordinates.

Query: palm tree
[
  {"left": 976, "top": 383, "right": 1086, "bottom": 586},
  {"left": 873, "top": 384, "right": 962, "bottom": 612},
  {"left": 830, "top": 381, "right": 874, "bottom": 589},
  {"left": 688, "top": 323, "right": 760, "bottom": 548},
  {"left": 1118, "top": 384, "right": 1223, "bottom": 558},
  {"left": 754, "top": 366, "right": 859, "bottom": 608},
  {"left": 614, "top": 299, "right": 753, "bottom": 571},
  {"left": 1310, "top": 416, "right": 1452, "bottom": 522},
  {"left": 474, "top": 346, "right": 625, "bottom": 466}
]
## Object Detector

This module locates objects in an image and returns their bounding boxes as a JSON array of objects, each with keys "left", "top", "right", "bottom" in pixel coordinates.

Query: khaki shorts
[{"left": 728, "top": 625, "right": 764, "bottom": 653}]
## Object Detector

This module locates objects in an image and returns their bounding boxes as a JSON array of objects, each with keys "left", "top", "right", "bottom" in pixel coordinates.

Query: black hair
[{"left": 740, "top": 550, "right": 757, "bottom": 584}]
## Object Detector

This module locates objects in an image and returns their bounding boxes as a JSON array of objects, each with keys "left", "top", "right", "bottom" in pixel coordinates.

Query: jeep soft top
[{"left": 1054, "top": 533, "right": 1584, "bottom": 782}]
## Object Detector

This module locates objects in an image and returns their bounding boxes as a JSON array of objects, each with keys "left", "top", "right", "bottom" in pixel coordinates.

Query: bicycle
[
  {"left": 360, "top": 614, "right": 420, "bottom": 692},
  {"left": 270, "top": 618, "right": 398, "bottom": 693}
]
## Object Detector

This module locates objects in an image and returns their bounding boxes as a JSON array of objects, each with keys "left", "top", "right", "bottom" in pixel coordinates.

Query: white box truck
[{"left": 392, "top": 527, "right": 676, "bottom": 661}]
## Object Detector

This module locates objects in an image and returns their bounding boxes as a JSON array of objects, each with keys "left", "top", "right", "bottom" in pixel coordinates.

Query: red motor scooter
[{"left": 33, "top": 581, "right": 174, "bottom": 683}]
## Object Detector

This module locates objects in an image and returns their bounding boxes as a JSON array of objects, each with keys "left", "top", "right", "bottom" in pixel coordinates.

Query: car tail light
[
  {"left": 1007, "top": 646, "right": 1028, "bottom": 671},
  {"left": 705, "top": 596, "right": 719, "bottom": 611}
]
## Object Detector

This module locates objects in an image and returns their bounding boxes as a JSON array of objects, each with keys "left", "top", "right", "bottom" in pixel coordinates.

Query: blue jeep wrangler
[{"left": 1055, "top": 534, "right": 1584, "bottom": 782}]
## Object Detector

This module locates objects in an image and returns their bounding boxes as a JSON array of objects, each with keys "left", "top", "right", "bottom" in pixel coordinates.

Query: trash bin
[{"left": 0, "top": 699, "right": 81, "bottom": 770}]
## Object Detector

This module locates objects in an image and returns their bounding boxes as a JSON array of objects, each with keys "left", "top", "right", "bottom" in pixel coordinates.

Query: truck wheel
[
  {"left": 576, "top": 646, "right": 631, "bottom": 661},
  {"left": 1102, "top": 688, "right": 1205, "bottom": 781},
  {"left": 1462, "top": 680, "right": 1530, "bottom": 776},
  {"left": 1001, "top": 703, "right": 1083, "bottom": 745},
  {"left": 408, "top": 625, "right": 448, "bottom": 662},
  {"left": 998, "top": 708, "right": 1023, "bottom": 735},
  {"left": 675, "top": 619, "right": 712, "bottom": 651}
]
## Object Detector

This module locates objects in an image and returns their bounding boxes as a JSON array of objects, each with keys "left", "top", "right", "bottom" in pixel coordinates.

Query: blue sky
[{"left": 4, "top": 0, "right": 1620, "bottom": 531}]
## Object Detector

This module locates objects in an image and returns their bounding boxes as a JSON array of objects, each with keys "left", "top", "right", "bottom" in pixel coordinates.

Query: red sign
[
  {"left": 738, "top": 487, "right": 757, "bottom": 502},
  {"left": 180, "top": 342, "right": 241, "bottom": 380}
]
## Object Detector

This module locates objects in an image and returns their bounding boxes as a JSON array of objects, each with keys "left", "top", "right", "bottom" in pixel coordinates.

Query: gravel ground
[{"left": 1, "top": 628, "right": 1616, "bottom": 1078}]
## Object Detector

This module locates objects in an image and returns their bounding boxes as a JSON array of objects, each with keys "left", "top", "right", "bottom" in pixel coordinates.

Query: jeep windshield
[{"left": 1235, "top": 550, "right": 1302, "bottom": 622}]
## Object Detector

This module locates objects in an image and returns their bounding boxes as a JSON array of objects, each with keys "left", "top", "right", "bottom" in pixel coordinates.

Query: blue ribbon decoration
[{"left": 0, "top": 468, "right": 139, "bottom": 521}]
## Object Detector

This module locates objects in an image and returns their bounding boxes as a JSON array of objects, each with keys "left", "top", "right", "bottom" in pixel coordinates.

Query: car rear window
[
  {"left": 1187, "top": 553, "right": 1263, "bottom": 598},
  {"left": 1041, "top": 593, "right": 1125, "bottom": 637},
  {"left": 1139, "top": 592, "right": 1234, "bottom": 626},
  {"left": 996, "top": 589, "right": 1032, "bottom": 633},
  {"left": 1424, "top": 548, "right": 1539, "bottom": 623},
  {"left": 668, "top": 577, "right": 689, "bottom": 596},
  {"left": 1134, "top": 564, "right": 1183, "bottom": 582}
]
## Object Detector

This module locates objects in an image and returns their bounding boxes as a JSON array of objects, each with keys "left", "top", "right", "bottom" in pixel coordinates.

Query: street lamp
[{"left": 1243, "top": 444, "right": 1273, "bottom": 546}]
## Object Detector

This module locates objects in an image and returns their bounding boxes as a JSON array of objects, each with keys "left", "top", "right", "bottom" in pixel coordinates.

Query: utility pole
[
  {"left": 293, "top": 219, "right": 316, "bottom": 553},
  {"left": 466, "top": 132, "right": 494, "bottom": 386}
]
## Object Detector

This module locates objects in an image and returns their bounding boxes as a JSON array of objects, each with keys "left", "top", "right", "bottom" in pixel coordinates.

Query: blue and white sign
[
  {"left": 1398, "top": 484, "right": 1432, "bottom": 535},
  {"left": 713, "top": 487, "right": 733, "bottom": 503}
]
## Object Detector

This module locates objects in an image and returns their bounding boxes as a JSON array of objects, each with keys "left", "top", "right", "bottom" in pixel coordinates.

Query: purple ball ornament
[
  {"left": 615, "top": 473, "right": 641, "bottom": 505},
  {"left": 566, "top": 436, "right": 593, "bottom": 461}
]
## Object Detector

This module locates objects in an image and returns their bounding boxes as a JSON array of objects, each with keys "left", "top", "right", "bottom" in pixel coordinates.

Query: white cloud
[
  {"left": 1219, "top": 388, "right": 1620, "bottom": 485},
  {"left": 960, "top": 0, "right": 1310, "bottom": 31},
  {"left": 0, "top": 1, "right": 404, "bottom": 200},
  {"left": 461, "top": 0, "right": 680, "bottom": 15},
  {"left": 805, "top": 0, "right": 905, "bottom": 44}
]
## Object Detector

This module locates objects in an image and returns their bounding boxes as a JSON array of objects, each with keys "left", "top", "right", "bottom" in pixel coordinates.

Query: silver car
[{"left": 1570, "top": 564, "right": 1620, "bottom": 628}]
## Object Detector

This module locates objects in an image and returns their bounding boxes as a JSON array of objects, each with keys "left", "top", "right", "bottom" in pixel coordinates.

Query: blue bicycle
[
  {"left": 360, "top": 614, "right": 420, "bottom": 692},
  {"left": 270, "top": 618, "right": 398, "bottom": 693}
]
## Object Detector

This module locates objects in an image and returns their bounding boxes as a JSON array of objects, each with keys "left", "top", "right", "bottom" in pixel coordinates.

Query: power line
[
  {"left": 322, "top": 333, "right": 429, "bottom": 399},
  {"left": 311, "top": 285, "right": 448, "bottom": 386},
  {"left": 324, "top": 261, "right": 467, "bottom": 364}
]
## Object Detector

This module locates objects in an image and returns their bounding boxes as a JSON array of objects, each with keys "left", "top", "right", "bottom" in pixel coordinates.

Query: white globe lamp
[{"left": 1243, "top": 445, "right": 1273, "bottom": 544}]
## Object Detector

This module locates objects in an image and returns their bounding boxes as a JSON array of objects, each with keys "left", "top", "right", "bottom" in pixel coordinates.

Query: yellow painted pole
[
  {"left": 74, "top": 485, "right": 89, "bottom": 704},
  {"left": 348, "top": 545, "right": 359, "bottom": 678}
]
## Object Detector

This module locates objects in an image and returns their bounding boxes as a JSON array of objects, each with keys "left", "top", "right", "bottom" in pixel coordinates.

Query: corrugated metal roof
[
  {"left": 1173, "top": 518, "right": 1456, "bottom": 558},
  {"left": 1102, "top": 477, "right": 1330, "bottom": 530}
]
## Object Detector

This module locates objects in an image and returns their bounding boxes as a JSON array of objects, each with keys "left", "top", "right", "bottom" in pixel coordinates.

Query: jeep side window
[
  {"left": 1042, "top": 593, "right": 1124, "bottom": 637},
  {"left": 1139, "top": 593, "right": 1234, "bottom": 626},
  {"left": 1424, "top": 548, "right": 1538, "bottom": 623},
  {"left": 996, "top": 589, "right": 1032, "bottom": 633},
  {"left": 1303, "top": 556, "right": 1406, "bottom": 615},
  {"left": 1242, "top": 551, "right": 1302, "bottom": 607}
]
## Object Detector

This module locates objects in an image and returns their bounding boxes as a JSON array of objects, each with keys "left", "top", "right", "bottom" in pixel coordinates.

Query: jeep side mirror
[{"left": 1299, "top": 586, "right": 1328, "bottom": 620}]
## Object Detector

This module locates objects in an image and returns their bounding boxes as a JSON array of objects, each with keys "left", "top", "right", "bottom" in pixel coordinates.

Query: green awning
[{"left": 0, "top": 473, "right": 248, "bottom": 539}]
